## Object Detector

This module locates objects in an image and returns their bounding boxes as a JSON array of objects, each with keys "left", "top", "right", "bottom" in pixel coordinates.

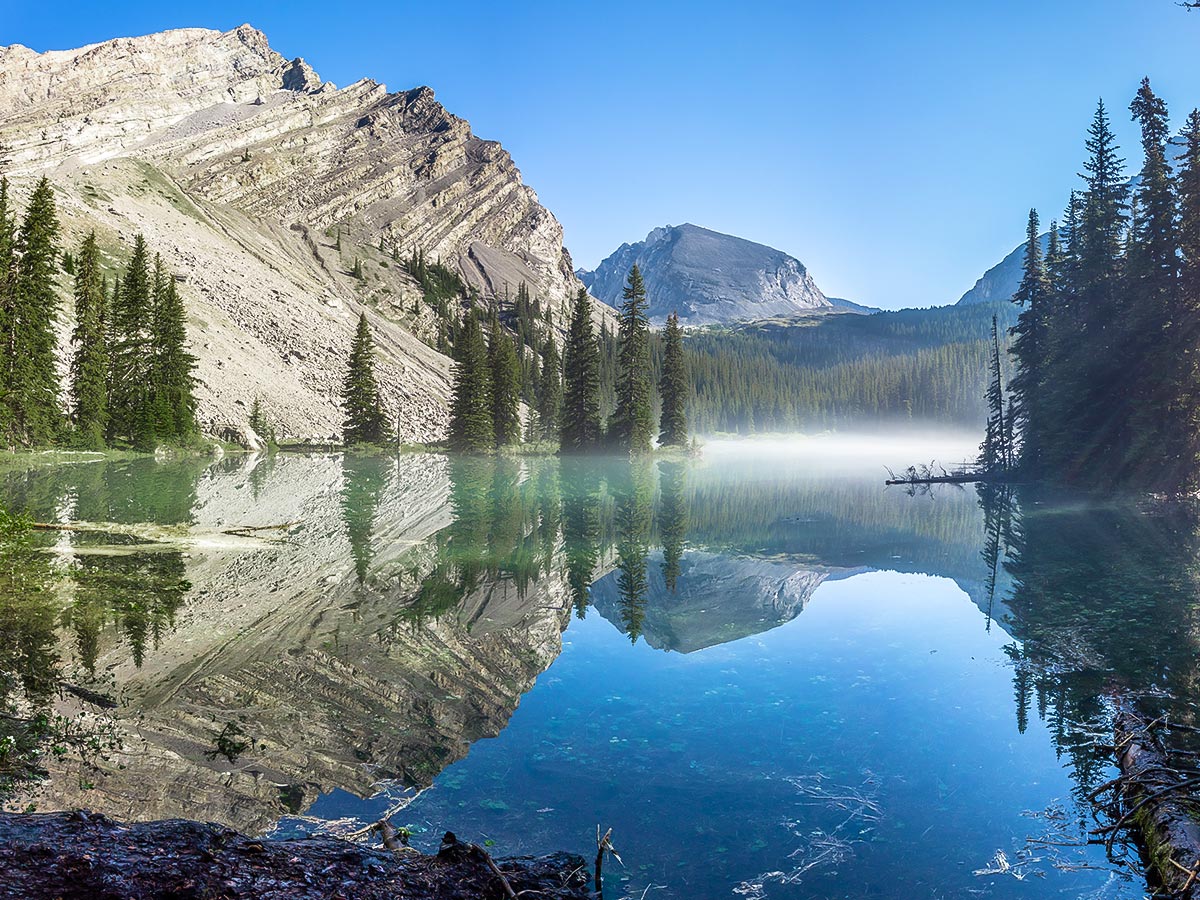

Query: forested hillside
[{"left": 678, "top": 303, "right": 1017, "bottom": 434}]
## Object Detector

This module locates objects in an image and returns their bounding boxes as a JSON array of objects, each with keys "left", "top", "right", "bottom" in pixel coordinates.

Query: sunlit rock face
[
  {"left": 17, "top": 454, "right": 575, "bottom": 835},
  {"left": 0, "top": 25, "right": 597, "bottom": 443},
  {"left": 579, "top": 224, "right": 831, "bottom": 326}
]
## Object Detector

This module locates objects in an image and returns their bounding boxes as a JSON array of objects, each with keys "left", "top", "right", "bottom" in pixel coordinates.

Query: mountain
[
  {"left": 956, "top": 233, "right": 1048, "bottom": 306},
  {"left": 0, "top": 26, "right": 597, "bottom": 443},
  {"left": 579, "top": 223, "right": 835, "bottom": 326}
]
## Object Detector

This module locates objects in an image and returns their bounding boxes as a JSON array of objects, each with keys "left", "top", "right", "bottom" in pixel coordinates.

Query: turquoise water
[{"left": 4, "top": 441, "right": 1197, "bottom": 897}]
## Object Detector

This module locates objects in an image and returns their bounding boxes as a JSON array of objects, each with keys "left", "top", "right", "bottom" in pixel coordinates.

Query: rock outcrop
[
  {"left": 579, "top": 223, "right": 833, "bottom": 325},
  {"left": 0, "top": 812, "right": 592, "bottom": 900},
  {"left": 0, "top": 25, "right": 595, "bottom": 442}
]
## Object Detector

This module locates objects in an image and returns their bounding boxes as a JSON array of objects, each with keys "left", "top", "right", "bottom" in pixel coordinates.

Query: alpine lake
[{"left": 2, "top": 435, "right": 1198, "bottom": 899}]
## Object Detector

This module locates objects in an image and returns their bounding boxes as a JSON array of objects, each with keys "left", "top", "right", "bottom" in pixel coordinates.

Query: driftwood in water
[
  {"left": 1102, "top": 700, "right": 1200, "bottom": 897},
  {"left": 884, "top": 461, "right": 990, "bottom": 486}
]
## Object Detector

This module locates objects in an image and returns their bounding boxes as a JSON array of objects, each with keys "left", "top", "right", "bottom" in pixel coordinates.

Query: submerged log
[
  {"left": 1110, "top": 701, "right": 1200, "bottom": 898},
  {"left": 0, "top": 811, "right": 591, "bottom": 900}
]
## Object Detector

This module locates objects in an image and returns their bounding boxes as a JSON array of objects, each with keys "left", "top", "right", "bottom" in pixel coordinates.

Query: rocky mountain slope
[
  {"left": 0, "top": 26, "right": 594, "bottom": 443},
  {"left": 955, "top": 233, "right": 1048, "bottom": 306},
  {"left": 579, "top": 223, "right": 835, "bottom": 326}
]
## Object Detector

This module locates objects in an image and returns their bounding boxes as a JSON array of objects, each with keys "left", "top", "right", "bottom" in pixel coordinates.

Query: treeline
[
  {"left": 446, "top": 265, "right": 690, "bottom": 455},
  {"left": 683, "top": 304, "right": 1017, "bottom": 433},
  {"left": 0, "top": 172, "right": 198, "bottom": 451},
  {"left": 1000, "top": 80, "right": 1200, "bottom": 493}
]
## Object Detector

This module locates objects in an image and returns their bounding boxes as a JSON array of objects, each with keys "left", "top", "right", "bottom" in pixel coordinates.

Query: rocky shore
[{"left": 0, "top": 812, "right": 592, "bottom": 900}]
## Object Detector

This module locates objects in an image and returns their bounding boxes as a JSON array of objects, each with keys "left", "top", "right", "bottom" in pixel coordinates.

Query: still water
[{"left": 2, "top": 438, "right": 1198, "bottom": 898}]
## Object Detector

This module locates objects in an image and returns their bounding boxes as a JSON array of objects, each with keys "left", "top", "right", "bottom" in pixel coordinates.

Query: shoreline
[{"left": 0, "top": 811, "right": 591, "bottom": 900}]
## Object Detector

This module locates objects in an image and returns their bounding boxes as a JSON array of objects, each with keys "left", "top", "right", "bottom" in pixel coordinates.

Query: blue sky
[{"left": 4, "top": 1, "right": 1199, "bottom": 308}]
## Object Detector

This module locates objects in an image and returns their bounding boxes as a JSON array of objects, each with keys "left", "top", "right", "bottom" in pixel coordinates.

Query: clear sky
[{"left": 4, "top": 0, "right": 1199, "bottom": 308}]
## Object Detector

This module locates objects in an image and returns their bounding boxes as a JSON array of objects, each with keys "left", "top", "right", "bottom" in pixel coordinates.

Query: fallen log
[{"left": 1109, "top": 700, "right": 1200, "bottom": 898}]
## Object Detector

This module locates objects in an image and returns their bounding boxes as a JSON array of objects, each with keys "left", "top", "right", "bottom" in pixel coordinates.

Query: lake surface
[{"left": 3, "top": 438, "right": 1199, "bottom": 898}]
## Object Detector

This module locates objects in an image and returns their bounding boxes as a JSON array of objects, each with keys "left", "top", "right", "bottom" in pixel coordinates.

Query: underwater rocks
[{"left": 0, "top": 811, "right": 591, "bottom": 900}]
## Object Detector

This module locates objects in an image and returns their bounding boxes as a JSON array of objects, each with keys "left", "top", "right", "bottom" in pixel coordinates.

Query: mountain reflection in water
[{"left": 1, "top": 446, "right": 1198, "bottom": 898}]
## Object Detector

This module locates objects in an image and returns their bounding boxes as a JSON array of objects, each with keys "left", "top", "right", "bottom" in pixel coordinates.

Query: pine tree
[
  {"left": 1123, "top": 80, "right": 1183, "bottom": 487},
  {"left": 109, "top": 235, "right": 156, "bottom": 449},
  {"left": 352, "top": 257, "right": 364, "bottom": 280},
  {"left": 69, "top": 232, "right": 109, "bottom": 449},
  {"left": 658, "top": 311, "right": 689, "bottom": 447},
  {"left": 5, "top": 177, "right": 62, "bottom": 446},
  {"left": 341, "top": 313, "right": 393, "bottom": 446},
  {"left": 537, "top": 336, "right": 563, "bottom": 441},
  {"left": 489, "top": 324, "right": 521, "bottom": 447},
  {"left": 150, "top": 256, "right": 198, "bottom": 442},
  {"left": 448, "top": 312, "right": 494, "bottom": 451},
  {"left": 560, "top": 288, "right": 602, "bottom": 452},
  {"left": 0, "top": 177, "right": 16, "bottom": 439},
  {"left": 1008, "top": 210, "right": 1050, "bottom": 474},
  {"left": 1069, "top": 100, "right": 1129, "bottom": 475},
  {"left": 1173, "top": 109, "right": 1200, "bottom": 492},
  {"left": 979, "top": 315, "right": 1011, "bottom": 474},
  {"left": 611, "top": 264, "right": 653, "bottom": 454}
]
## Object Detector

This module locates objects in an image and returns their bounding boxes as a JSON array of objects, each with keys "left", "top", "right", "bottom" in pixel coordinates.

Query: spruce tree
[
  {"left": 611, "top": 264, "right": 653, "bottom": 454},
  {"left": 1069, "top": 100, "right": 1128, "bottom": 476},
  {"left": 69, "top": 232, "right": 109, "bottom": 449},
  {"left": 1123, "top": 80, "right": 1183, "bottom": 487},
  {"left": 1008, "top": 210, "right": 1050, "bottom": 474},
  {"left": 448, "top": 312, "right": 494, "bottom": 451},
  {"left": 658, "top": 311, "right": 689, "bottom": 447},
  {"left": 0, "top": 177, "right": 15, "bottom": 439},
  {"left": 109, "top": 235, "right": 156, "bottom": 450},
  {"left": 150, "top": 256, "right": 198, "bottom": 442},
  {"left": 5, "top": 177, "right": 62, "bottom": 446},
  {"left": 979, "top": 315, "right": 1011, "bottom": 475},
  {"left": 560, "top": 288, "right": 602, "bottom": 452},
  {"left": 1173, "top": 109, "right": 1200, "bottom": 492},
  {"left": 537, "top": 336, "right": 563, "bottom": 441},
  {"left": 341, "top": 312, "right": 393, "bottom": 446},
  {"left": 489, "top": 325, "right": 521, "bottom": 447}
]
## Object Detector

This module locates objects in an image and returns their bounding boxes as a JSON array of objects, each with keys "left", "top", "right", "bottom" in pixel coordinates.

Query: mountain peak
[{"left": 581, "top": 225, "right": 831, "bottom": 325}]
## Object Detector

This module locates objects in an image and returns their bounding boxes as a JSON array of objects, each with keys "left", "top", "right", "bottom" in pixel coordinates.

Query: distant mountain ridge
[{"left": 579, "top": 223, "right": 843, "bottom": 325}]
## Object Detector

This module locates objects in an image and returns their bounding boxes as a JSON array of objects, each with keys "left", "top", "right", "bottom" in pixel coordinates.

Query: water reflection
[{"left": 0, "top": 448, "right": 1197, "bottom": 899}]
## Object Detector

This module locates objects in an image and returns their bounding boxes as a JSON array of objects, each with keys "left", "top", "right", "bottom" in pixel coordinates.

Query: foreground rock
[{"left": 0, "top": 812, "right": 591, "bottom": 900}]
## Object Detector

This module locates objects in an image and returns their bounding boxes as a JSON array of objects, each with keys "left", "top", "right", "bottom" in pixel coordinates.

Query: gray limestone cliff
[{"left": 0, "top": 25, "right": 595, "bottom": 443}]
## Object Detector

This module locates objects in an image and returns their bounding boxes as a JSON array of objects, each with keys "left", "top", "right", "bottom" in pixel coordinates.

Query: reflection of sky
[{"left": 308, "top": 568, "right": 1138, "bottom": 900}]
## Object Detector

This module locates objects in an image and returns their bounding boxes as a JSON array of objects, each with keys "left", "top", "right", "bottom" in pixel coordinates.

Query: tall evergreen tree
[
  {"left": 109, "top": 235, "right": 155, "bottom": 450},
  {"left": 1173, "top": 109, "right": 1200, "bottom": 492},
  {"left": 537, "top": 336, "right": 563, "bottom": 441},
  {"left": 489, "top": 325, "right": 521, "bottom": 447},
  {"left": 149, "top": 256, "right": 198, "bottom": 442},
  {"left": 0, "top": 177, "right": 15, "bottom": 439},
  {"left": 69, "top": 232, "right": 109, "bottom": 449},
  {"left": 5, "top": 177, "right": 62, "bottom": 446},
  {"left": 1008, "top": 210, "right": 1050, "bottom": 474},
  {"left": 658, "top": 311, "right": 689, "bottom": 447},
  {"left": 611, "top": 264, "right": 653, "bottom": 454},
  {"left": 448, "top": 311, "right": 494, "bottom": 451},
  {"left": 560, "top": 288, "right": 602, "bottom": 452},
  {"left": 979, "top": 315, "right": 1011, "bottom": 474},
  {"left": 341, "top": 313, "right": 393, "bottom": 446},
  {"left": 1122, "top": 80, "right": 1183, "bottom": 487},
  {"left": 1069, "top": 100, "right": 1129, "bottom": 475}
]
